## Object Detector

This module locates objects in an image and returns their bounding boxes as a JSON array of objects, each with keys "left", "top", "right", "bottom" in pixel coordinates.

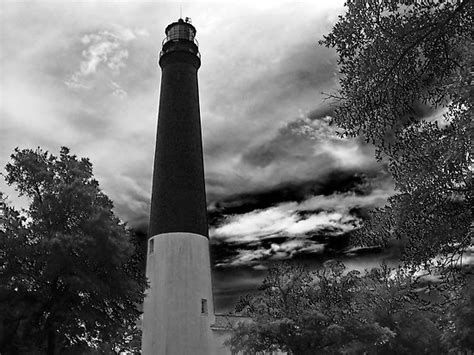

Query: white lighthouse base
[{"left": 142, "top": 232, "right": 216, "bottom": 355}]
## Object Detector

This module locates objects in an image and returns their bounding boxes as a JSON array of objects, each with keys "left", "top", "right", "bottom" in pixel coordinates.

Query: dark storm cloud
[
  {"left": 213, "top": 237, "right": 326, "bottom": 268},
  {"left": 208, "top": 171, "right": 370, "bottom": 226},
  {"left": 209, "top": 169, "right": 393, "bottom": 268},
  {"left": 204, "top": 110, "right": 385, "bottom": 204},
  {"left": 200, "top": 11, "right": 341, "bottom": 202},
  {"left": 211, "top": 228, "right": 376, "bottom": 270}
]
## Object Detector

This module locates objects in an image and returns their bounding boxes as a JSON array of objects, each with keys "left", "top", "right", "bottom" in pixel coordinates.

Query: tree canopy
[
  {"left": 320, "top": 0, "right": 472, "bottom": 269},
  {"left": 228, "top": 262, "right": 473, "bottom": 354},
  {"left": 228, "top": 262, "right": 394, "bottom": 354},
  {"left": 0, "top": 147, "right": 147, "bottom": 354}
]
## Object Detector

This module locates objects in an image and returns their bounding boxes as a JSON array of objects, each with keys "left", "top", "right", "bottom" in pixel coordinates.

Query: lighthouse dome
[{"left": 165, "top": 18, "right": 196, "bottom": 43}]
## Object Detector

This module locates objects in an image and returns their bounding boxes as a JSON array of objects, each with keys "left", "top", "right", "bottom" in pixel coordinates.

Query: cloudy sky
[{"left": 1, "top": 0, "right": 397, "bottom": 312}]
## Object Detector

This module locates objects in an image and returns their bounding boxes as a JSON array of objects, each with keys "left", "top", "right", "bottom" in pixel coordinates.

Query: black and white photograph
[{"left": 1, "top": 0, "right": 472, "bottom": 354}]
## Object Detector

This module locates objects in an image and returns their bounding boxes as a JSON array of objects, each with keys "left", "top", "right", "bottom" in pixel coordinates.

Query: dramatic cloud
[
  {"left": 210, "top": 176, "right": 393, "bottom": 268},
  {"left": 206, "top": 113, "right": 392, "bottom": 270},
  {"left": 216, "top": 239, "right": 327, "bottom": 268},
  {"left": 65, "top": 25, "right": 148, "bottom": 95},
  {"left": 298, "top": 188, "right": 393, "bottom": 212},
  {"left": 206, "top": 113, "right": 383, "bottom": 201},
  {"left": 211, "top": 204, "right": 360, "bottom": 242}
]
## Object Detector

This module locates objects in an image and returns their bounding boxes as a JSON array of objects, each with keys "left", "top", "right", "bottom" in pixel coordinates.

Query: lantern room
[
  {"left": 160, "top": 18, "right": 200, "bottom": 61},
  {"left": 165, "top": 18, "right": 196, "bottom": 42}
]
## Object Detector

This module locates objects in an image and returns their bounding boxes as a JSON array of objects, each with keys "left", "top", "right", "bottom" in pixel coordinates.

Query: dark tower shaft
[{"left": 149, "top": 20, "right": 208, "bottom": 238}]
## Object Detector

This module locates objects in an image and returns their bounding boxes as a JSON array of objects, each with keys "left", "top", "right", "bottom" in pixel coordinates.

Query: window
[
  {"left": 149, "top": 238, "right": 154, "bottom": 254},
  {"left": 168, "top": 24, "right": 194, "bottom": 41},
  {"left": 201, "top": 298, "right": 208, "bottom": 314}
]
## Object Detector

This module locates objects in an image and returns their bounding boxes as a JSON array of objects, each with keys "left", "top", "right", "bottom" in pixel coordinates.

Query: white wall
[{"left": 142, "top": 232, "right": 215, "bottom": 355}]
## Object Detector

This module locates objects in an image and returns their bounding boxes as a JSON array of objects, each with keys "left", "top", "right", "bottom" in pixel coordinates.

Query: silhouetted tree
[
  {"left": 320, "top": 0, "right": 472, "bottom": 268},
  {"left": 0, "top": 147, "right": 147, "bottom": 354}
]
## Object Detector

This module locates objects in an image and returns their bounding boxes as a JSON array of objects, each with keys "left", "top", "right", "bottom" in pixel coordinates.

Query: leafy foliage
[
  {"left": 0, "top": 147, "right": 147, "bottom": 354},
  {"left": 228, "top": 262, "right": 395, "bottom": 354},
  {"left": 441, "top": 267, "right": 474, "bottom": 353},
  {"left": 228, "top": 263, "right": 474, "bottom": 354},
  {"left": 320, "top": 0, "right": 472, "bottom": 267},
  {"left": 356, "top": 265, "right": 448, "bottom": 354}
]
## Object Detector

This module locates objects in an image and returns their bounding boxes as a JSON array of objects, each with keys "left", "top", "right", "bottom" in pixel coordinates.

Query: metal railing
[
  {"left": 159, "top": 48, "right": 201, "bottom": 60},
  {"left": 162, "top": 36, "right": 199, "bottom": 48},
  {"left": 160, "top": 36, "right": 201, "bottom": 59}
]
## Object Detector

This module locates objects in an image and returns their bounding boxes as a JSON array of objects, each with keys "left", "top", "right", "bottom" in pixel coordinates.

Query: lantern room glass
[{"left": 167, "top": 24, "right": 195, "bottom": 42}]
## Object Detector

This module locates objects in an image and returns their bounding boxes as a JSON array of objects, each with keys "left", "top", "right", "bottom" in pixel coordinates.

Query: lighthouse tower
[{"left": 142, "top": 18, "right": 215, "bottom": 354}]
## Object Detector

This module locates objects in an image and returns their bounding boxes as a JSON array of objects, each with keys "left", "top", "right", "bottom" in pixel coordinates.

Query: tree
[
  {"left": 228, "top": 262, "right": 459, "bottom": 354},
  {"left": 357, "top": 265, "right": 447, "bottom": 354},
  {"left": 227, "top": 262, "right": 395, "bottom": 354},
  {"left": 0, "top": 147, "right": 147, "bottom": 354},
  {"left": 320, "top": 1, "right": 472, "bottom": 268},
  {"left": 441, "top": 266, "right": 474, "bottom": 353}
]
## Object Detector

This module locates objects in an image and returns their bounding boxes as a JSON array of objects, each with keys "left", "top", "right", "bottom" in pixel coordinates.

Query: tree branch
[{"left": 381, "top": 0, "right": 470, "bottom": 84}]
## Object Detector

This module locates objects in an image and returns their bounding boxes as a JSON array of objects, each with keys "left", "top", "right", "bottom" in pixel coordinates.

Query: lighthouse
[{"left": 141, "top": 18, "right": 215, "bottom": 354}]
